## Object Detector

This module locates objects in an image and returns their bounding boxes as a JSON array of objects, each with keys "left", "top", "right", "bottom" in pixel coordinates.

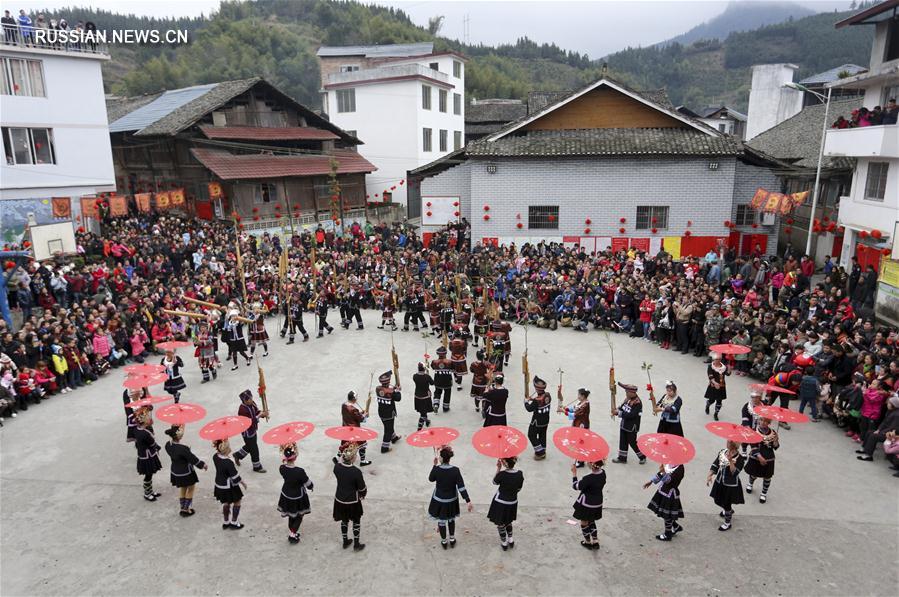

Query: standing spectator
[
  {"left": 2, "top": 10, "right": 16, "bottom": 44},
  {"left": 16, "top": 9, "right": 32, "bottom": 45}
]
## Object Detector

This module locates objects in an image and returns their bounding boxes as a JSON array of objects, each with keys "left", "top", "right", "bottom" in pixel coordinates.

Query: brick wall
[{"left": 730, "top": 160, "right": 781, "bottom": 256}]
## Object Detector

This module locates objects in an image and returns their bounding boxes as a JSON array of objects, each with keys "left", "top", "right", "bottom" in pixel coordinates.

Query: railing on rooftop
[{"left": 1, "top": 24, "right": 109, "bottom": 56}]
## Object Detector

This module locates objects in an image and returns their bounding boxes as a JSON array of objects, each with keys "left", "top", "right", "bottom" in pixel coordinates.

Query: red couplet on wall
[
  {"left": 482, "top": 237, "right": 499, "bottom": 247},
  {"left": 610, "top": 237, "right": 629, "bottom": 253},
  {"left": 630, "top": 238, "right": 649, "bottom": 252},
  {"left": 195, "top": 201, "right": 213, "bottom": 221},
  {"left": 422, "top": 232, "right": 434, "bottom": 248}
]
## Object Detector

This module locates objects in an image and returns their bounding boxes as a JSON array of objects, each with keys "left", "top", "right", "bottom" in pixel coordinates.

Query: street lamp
[{"left": 783, "top": 81, "right": 832, "bottom": 256}]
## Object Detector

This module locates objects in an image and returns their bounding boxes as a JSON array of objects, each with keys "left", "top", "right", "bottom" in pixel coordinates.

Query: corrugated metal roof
[
  {"left": 109, "top": 83, "right": 218, "bottom": 133},
  {"left": 799, "top": 64, "right": 867, "bottom": 85},
  {"left": 316, "top": 42, "right": 433, "bottom": 58}
]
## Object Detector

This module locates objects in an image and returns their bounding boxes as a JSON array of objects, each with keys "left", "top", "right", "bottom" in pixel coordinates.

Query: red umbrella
[
  {"left": 753, "top": 405, "right": 810, "bottom": 424},
  {"left": 552, "top": 427, "right": 610, "bottom": 462},
  {"left": 705, "top": 422, "right": 764, "bottom": 444},
  {"left": 406, "top": 427, "right": 459, "bottom": 448},
  {"left": 324, "top": 426, "right": 379, "bottom": 443},
  {"left": 709, "top": 343, "right": 751, "bottom": 355},
  {"left": 155, "top": 403, "right": 207, "bottom": 425},
  {"left": 125, "top": 395, "right": 173, "bottom": 409},
  {"left": 637, "top": 433, "right": 696, "bottom": 465},
  {"left": 749, "top": 383, "right": 796, "bottom": 396},
  {"left": 199, "top": 416, "right": 252, "bottom": 441},
  {"left": 156, "top": 340, "right": 193, "bottom": 351},
  {"left": 471, "top": 426, "right": 528, "bottom": 459},
  {"left": 122, "top": 373, "right": 168, "bottom": 389},
  {"left": 261, "top": 421, "right": 316, "bottom": 445},
  {"left": 124, "top": 363, "right": 166, "bottom": 376}
]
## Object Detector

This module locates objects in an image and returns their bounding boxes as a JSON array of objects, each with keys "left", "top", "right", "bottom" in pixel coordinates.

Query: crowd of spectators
[
  {"left": 831, "top": 98, "right": 898, "bottom": 128},
  {"left": 0, "top": 211, "right": 896, "bottom": 476},
  {"left": 1, "top": 9, "right": 99, "bottom": 50}
]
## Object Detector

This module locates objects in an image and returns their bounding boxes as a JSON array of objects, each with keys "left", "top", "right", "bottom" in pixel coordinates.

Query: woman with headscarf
[
  {"left": 333, "top": 442, "right": 367, "bottom": 552},
  {"left": 487, "top": 456, "right": 523, "bottom": 550},
  {"left": 655, "top": 381, "right": 684, "bottom": 437},
  {"left": 134, "top": 407, "right": 162, "bottom": 502},
  {"left": 706, "top": 440, "right": 745, "bottom": 531},
  {"left": 212, "top": 437, "right": 247, "bottom": 530},
  {"left": 704, "top": 351, "right": 729, "bottom": 421},
  {"left": 277, "top": 443, "right": 313, "bottom": 544}
]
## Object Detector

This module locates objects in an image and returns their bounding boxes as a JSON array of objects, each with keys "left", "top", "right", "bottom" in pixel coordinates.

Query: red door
[
  {"left": 727, "top": 230, "right": 740, "bottom": 251},
  {"left": 856, "top": 244, "right": 882, "bottom": 272},
  {"left": 740, "top": 234, "right": 767, "bottom": 256},
  {"left": 195, "top": 200, "right": 213, "bottom": 221}
]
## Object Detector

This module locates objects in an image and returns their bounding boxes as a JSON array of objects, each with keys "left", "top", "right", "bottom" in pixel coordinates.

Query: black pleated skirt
[
  {"left": 572, "top": 501, "right": 603, "bottom": 522},
  {"left": 278, "top": 493, "right": 311, "bottom": 517},
  {"left": 214, "top": 486, "right": 243, "bottom": 504},
  {"left": 648, "top": 490, "right": 684, "bottom": 519},
  {"left": 656, "top": 419, "right": 684, "bottom": 437},
  {"left": 428, "top": 497, "right": 461, "bottom": 521},
  {"left": 170, "top": 471, "right": 198, "bottom": 487},
  {"left": 333, "top": 499, "right": 363, "bottom": 521},
  {"left": 710, "top": 482, "right": 744, "bottom": 510},
  {"left": 136, "top": 456, "right": 162, "bottom": 476},
  {"left": 744, "top": 459, "right": 775, "bottom": 479},
  {"left": 487, "top": 499, "right": 518, "bottom": 525}
]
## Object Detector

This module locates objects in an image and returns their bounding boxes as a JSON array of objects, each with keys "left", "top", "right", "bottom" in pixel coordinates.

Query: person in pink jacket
[
  {"left": 859, "top": 380, "right": 888, "bottom": 444},
  {"left": 130, "top": 325, "right": 149, "bottom": 363},
  {"left": 92, "top": 328, "right": 111, "bottom": 360}
]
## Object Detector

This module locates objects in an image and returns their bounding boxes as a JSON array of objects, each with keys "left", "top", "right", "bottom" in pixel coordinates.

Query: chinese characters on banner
[
  {"left": 750, "top": 187, "right": 810, "bottom": 214},
  {"left": 207, "top": 182, "right": 223, "bottom": 199},
  {"left": 135, "top": 193, "right": 152, "bottom": 213},
  {"left": 155, "top": 191, "right": 171, "bottom": 210},
  {"left": 109, "top": 195, "right": 128, "bottom": 217},
  {"left": 80, "top": 197, "right": 99, "bottom": 219},
  {"left": 170, "top": 188, "right": 185, "bottom": 207},
  {"left": 51, "top": 197, "right": 71, "bottom": 219}
]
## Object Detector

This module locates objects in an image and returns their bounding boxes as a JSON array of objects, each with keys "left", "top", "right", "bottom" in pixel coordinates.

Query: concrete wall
[
  {"left": 746, "top": 64, "right": 803, "bottom": 140},
  {"left": 837, "top": 156, "right": 899, "bottom": 268},
  {"left": 730, "top": 159, "right": 781, "bottom": 256},
  {"left": 420, "top": 162, "right": 471, "bottom": 229}
]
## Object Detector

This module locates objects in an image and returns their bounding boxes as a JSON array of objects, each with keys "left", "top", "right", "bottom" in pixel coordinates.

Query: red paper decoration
[
  {"left": 823, "top": 216, "right": 830, "bottom": 222},
  {"left": 584, "top": 228, "right": 591, "bottom": 234},
  {"left": 375, "top": 193, "right": 379, "bottom": 197},
  {"left": 619, "top": 217, "right": 626, "bottom": 223},
  {"left": 252, "top": 207, "right": 258, "bottom": 213},
  {"left": 77, "top": 226, "right": 85, "bottom": 233},
  {"left": 651, "top": 228, "right": 658, "bottom": 234},
  {"left": 883, "top": 248, "right": 892, "bottom": 256},
  {"left": 585, "top": 218, "right": 592, "bottom": 225},
  {"left": 687, "top": 220, "right": 692, "bottom": 227},
  {"left": 516, "top": 213, "right": 521, "bottom": 219},
  {"left": 751, "top": 223, "right": 759, "bottom": 229},
  {"left": 548, "top": 215, "right": 556, "bottom": 222},
  {"left": 253, "top": 216, "right": 259, "bottom": 221},
  {"left": 399, "top": 180, "right": 405, "bottom": 185},
  {"left": 426, "top": 202, "right": 432, "bottom": 207},
  {"left": 517, "top": 222, "right": 523, "bottom": 229},
  {"left": 483, "top": 214, "right": 490, "bottom": 221},
  {"left": 426, "top": 211, "right": 432, "bottom": 217},
  {"left": 274, "top": 203, "right": 282, "bottom": 210},
  {"left": 786, "top": 218, "right": 794, "bottom": 225},
  {"left": 859, "top": 230, "right": 869, "bottom": 238},
  {"left": 483, "top": 205, "right": 490, "bottom": 212},
  {"left": 871, "top": 229, "right": 882, "bottom": 239},
  {"left": 651, "top": 217, "right": 658, "bottom": 224},
  {"left": 234, "top": 215, "right": 242, "bottom": 222},
  {"left": 454, "top": 211, "right": 460, "bottom": 217},
  {"left": 453, "top": 201, "right": 459, "bottom": 207},
  {"left": 684, "top": 230, "right": 692, "bottom": 237},
  {"left": 619, "top": 227, "right": 626, "bottom": 234},
  {"left": 335, "top": 219, "right": 341, "bottom": 226},
  {"left": 724, "top": 220, "right": 732, "bottom": 227},
  {"left": 785, "top": 227, "right": 792, "bottom": 234}
]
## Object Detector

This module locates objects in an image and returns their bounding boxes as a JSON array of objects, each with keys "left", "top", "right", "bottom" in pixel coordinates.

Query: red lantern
[
  {"left": 399, "top": 180, "right": 405, "bottom": 186},
  {"left": 516, "top": 213, "right": 521, "bottom": 219},
  {"left": 366, "top": 195, "right": 370, "bottom": 199},
  {"left": 871, "top": 229, "right": 882, "bottom": 239},
  {"left": 234, "top": 215, "right": 242, "bottom": 222},
  {"left": 516, "top": 222, "right": 523, "bottom": 229},
  {"left": 724, "top": 220, "right": 732, "bottom": 228},
  {"left": 335, "top": 219, "right": 341, "bottom": 226},
  {"left": 584, "top": 228, "right": 591, "bottom": 235},
  {"left": 860, "top": 230, "right": 869, "bottom": 238},
  {"left": 22, "top": 241, "right": 30, "bottom": 248},
  {"left": 684, "top": 230, "right": 692, "bottom": 237},
  {"left": 687, "top": 220, "right": 692, "bottom": 227},
  {"left": 619, "top": 227, "right": 626, "bottom": 234},
  {"left": 426, "top": 211, "right": 432, "bottom": 217},
  {"left": 751, "top": 223, "right": 759, "bottom": 229},
  {"left": 375, "top": 193, "right": 380, "bottom": 198},
  {"left": 585, "top": 218, "right": 592, "bottom": 225},
  {"left": 453, "top": 202, "right": 459, "bottom": 207},
  {"left": 390, "top": 186, "right": 396, "bottom": 191},
  {"left": 238, "top": 223, "right": 244, "bottom": 230},
  {"left": 454, "top": 211, "right": 460, "bottom": 217},
  {"left": 786, "top": 218, "right": 794, "bottom": 225},
  {"left": 253, "top": 216, "right": 259, "bottom": 221},
  {"left": 483, "top": 205, "right": 490, "bottom": 212},
  {"left": 426, "top": 202, "right": 432, "bottom": 207},
  {"left": 483, "top": 214, "right": 490, "bottom": 221},
  {"left": 619, "top": 217, "right": 626, "bottom": 223},
  {"left": 823, "top": 216, "right": 830, "bottom": 222},
  {"left": 274, "top": 203, "right": 282, "bottom": 210},
  {"left": 252, "top": 207, "right": 258, "bottom": 213},
  {"left": 883, "top": 248, "right": 892, "bottom": 256},
  {"left": 548, "top": 215, "right": 556, "bottom": 222},
  {"left": 651, "top": 228, "right": 658, "bottom": 234},
  {"left": 826, "top": 222, "right": 836, "bottom": 232},
  {"left": 77, "top": 226, "right": 85, "bottom": 233}
]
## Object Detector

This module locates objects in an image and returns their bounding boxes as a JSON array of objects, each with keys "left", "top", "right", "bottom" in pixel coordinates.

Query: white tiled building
[
  {"left": 825, "top": 1, "right": 899, "bottom": 323},
  {"left": 317, "top": 43, "right": 466, "bottom": 210},
  {"left": 0, "top": 31, "right": 115, "bottom": 237}
]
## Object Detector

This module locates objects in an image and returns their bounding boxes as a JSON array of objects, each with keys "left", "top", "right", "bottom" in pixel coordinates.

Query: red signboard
[
  {"left": 610, "top": 237, "right": 629, "bottom": 253},
  {"left": 630, "top": 238, "right": 649, "bottom": 252}
]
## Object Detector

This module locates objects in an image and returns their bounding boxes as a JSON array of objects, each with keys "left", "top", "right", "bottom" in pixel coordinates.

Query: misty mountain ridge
[{"left": 657, "top": 1, "right": 816, "bottom": 47}]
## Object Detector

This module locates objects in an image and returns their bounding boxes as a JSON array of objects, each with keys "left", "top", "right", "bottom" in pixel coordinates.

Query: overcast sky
[{"left": 15, "top": 0, "right": 851, "bottom": 57}]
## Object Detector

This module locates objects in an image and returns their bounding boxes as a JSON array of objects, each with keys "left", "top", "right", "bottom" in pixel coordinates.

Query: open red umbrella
[
  {"left": 122, "top": 373, "right": 168, "bottom": 389},
  {"left": 406, "top": 427, "right": 459, "bottom": 448},
  {"left": 155, "top": 403, "right": 207, "bottom": 425},
  {"left": 705, "top": 422, "right": 764, "bottom": 443},
  {"left": 125, "top": 394, "right": 173, "bottom": 410},
  {"left": 199, "top": 416, "right": 252, "bottom": 441},
  {"left": 753, "top": 405, "right": 810, "bottom": 424},
  {"left": 553, "top": 427, "right": 610, "bottom": 462},
  {"left": 749, "top": 383, "right": 796, "bottom": 396},
  {"left": 709, "top": 343, "right": 751, "bottom": 355},
  {"left": 156, "top": 340, "right": 193, "bottom": 351},
  {"left": 637, "top": 433, "right": 696, "bottom": 465},
  {"left": 123, "top": 363, "right": 166, "bottom": 376},
  {"left": 472, "top": 426, "right": 528, "bottom": 459},
  {"left": 324, "top": 426, "right": 379, "bottom": 443},
  {"left": 261, "top": 421, "right": 316, "bottom": 445}
]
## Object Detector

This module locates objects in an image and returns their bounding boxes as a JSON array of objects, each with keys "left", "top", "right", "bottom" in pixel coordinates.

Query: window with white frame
[
  {"left": 422, "top": 128, "right": 432, "bottom": 152},
  {"left": 528, "top": 205, "right": 559, "bottom": 230},
  {"left": 2, "top": 127, "right": 55, "bottom": 165},
  {"left": 453, "top": 130, "right": 462, "bottom": 150},
  {"left": 336, "top": 88, "right": 355, "bottom": 113},
  {"left": 439, "top": 89, "right": 447, "bottom": 113},
  {"left": 453, "top": 60, "right": 462, "bottom": 78},
  {"left": 422, "top": 85, "right": 432, "bottom": 110},
  {"left": 635, "top": 206, "right": 669, "bottom": 230},
  {"left": 735, "top": 204, "right": 755, "bottom": 226},
  {"left": 453, "top": 93, "right": 461, "bottom": 115},
  {"left": 864, "top": 162, "right": 889, "bottom": 201},
  {"left": 1, "top": 57, "right": 45, "bottom": 97},
  {"left": 439, "top": 129, "right": 448, "bottom": 152},
  {"left": 253, "top": 182, "right": 277, "bottom": 204}
]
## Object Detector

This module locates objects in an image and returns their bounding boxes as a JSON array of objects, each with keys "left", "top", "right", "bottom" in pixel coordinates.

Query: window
[
  {"left": 438, "top": 89, "right": 447, "bottom": 113},
  {"left": 421, "top": 85, "right": 431, "bottom": 110},
  {"left": 453, "top": 60, "right": 462, "bottom": 78},
  {"left": 882, "top": 83, "right": 899, "bottom": 108},
  {"left": 528, "top": 205, "right": 559, "bottom": 230},
  {"left": 453, "top": 130, "right": 462, "bottom": 150},
  {"left": 635, "top": 206, "right": 669, "bottom": 230},
  {"left": 1, "top": 58, "right": 45, "bottom": 97},
  {"left": 718, "top": 123, "right": 727, "bottom": 132},
  {"left": 2, "top": 127, "right": 55, "bottom": 165},
  {"left": 864, "top": 162, "right": 889, "bottom": 201},
  {"left": 253, "top": 183, "right": 277, "bottom": 204},
  {"left": 422, "top": 128, "right": 432, "bottom": 152},
  {"left": 429, "top": 62, "right": 439, "bottom": 71},
  {"left": 735, "top": 204, "right": 755, "bottom": 226},
  {"left": 336, "top": 89, "right": 355, "bottom": 113},
  {"left": 885, "top": 18, "right": 899, "bottom": 63},
  {"left": 339, "top": 65, "right": 359, "bottom": 73},
  {"left": 344, "top": 130, "right": 358, "bottom": 152},
  {"left": 453, "top": 93, "right": 461, "bottom": 115},
  {"left": 439, "top": 129, "right": 448, "bottom": 152}
]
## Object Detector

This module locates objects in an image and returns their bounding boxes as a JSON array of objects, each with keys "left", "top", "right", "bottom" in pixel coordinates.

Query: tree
[{"left": 428, "top": 15, "right": 444, "bottom": 36}]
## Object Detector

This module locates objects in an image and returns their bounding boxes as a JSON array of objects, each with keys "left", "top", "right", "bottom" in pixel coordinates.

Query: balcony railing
[
  {"left": 1, "top": 23, "right": 109, "bottom": 55},
  {"left": 824, "top": 124, "right": 899, "bottom": 159},
  {"left": 326, "top": 62, "right": 452, "bottom": 87}
]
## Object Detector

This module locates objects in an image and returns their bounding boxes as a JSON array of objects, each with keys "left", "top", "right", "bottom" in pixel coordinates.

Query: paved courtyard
[{"left": 1, "top": 311, "right": 896, "bottom": 596}]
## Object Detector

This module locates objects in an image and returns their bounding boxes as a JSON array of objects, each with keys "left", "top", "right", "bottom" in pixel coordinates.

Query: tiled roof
[
  {"left": 466, "top": 122, "right": 509, "bottom": 136},
  {"left": 466, "top": 100, "right": 527, "bottom": 123},
  {"left": 199, "top": 126, "right": 339, "bottom": 141},
  {"left": 466, "top": 128, "right": 742, "bottom": 157},
  {"left": 317, "top": 42, "right": 433, "bottom": 58},
  {"left": 527, "top": 91, "right": 571, "bottom": 115},
  {"left": 799, "top": 64, "right": 867, "bottom": 85},
  {"left": 747, "top": 98, "right": 862, "bottom": 169},
  {"left": 106, "top": 93, "right": 161, "bottom": 124},
  {"left": 190, "top": 149, "right": 377, "bottom": 180}
]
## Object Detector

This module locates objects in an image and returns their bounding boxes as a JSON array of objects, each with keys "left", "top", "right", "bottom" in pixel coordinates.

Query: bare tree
[{"left": 428, "top": 15, "right": 444, "bottom": 36}]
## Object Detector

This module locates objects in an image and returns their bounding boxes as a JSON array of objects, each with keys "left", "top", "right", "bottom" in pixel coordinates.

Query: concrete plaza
[{"left": 1, "top": 311, "right": 896, "bottom": 596}]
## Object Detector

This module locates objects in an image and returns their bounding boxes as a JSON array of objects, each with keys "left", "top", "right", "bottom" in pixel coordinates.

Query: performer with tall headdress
[
  {"left": 375, "top": 370, "right": 402, "bottom": 453},
  {"left": 744, "top": 417, "right": 778, "bottom": 503},
  {"left": 212, "top": 437, "right": 247, "bottom": 530},
  {"left": 469, "top": 349, "right": 492, "bottom": 414},
  {"left": 339, "top": 391, "right": 371, "bottom": 466},
  {"left": 333, "top": 442, "right": 367, "bottom": 552},
  {"left": 449, "top": 329, "right": 468, "bottom": 391},
  {"left": 134, "top": 406, "right": 162, "bottom": 502},
  {"left": 740, "top": 390, "right": 763, "bottom": 455},
  {"left": 571, "top": 459, "right": 605, "bottom": 550},
  {"left": 524, "top": 376, "right": 553, "bottom": 460},
  {"left": 249, "top": 313, "right": 269, "bottom": 357},
  {"left": 194, "top": 320, "right": 219, "bottom": 383},
  {"left": 278, "top": 443, "right": 314, "bottom": 544},
  {"left": 164, "top": 424, "right": 207, "bottom": 516},
  {"left": 643, "top": 463, "right": 685, "bottom": 541},
  {"left": 488, "top": 320, "right": 508, "bottom": 373},
  {"left": 413, "top": 362, "right": 435, "bottom": 431},
  {"left": 611, "top": 383, "right": 647, "bottom": 464},
  {"left": 161, "top": 348, "right": 186, "bottom": 403},
  {"left": 223, "top": 312, "right": 252, "bottom": 371},
  {"left": 706, "top": 440, "right": 746, "bottom": 531},
  {"left": 487, "top": 456, "right": 523, "bottom": 550},
  {"left": 427, "top": 445, "right": 473, "bottom": 549},
  {"left": 431, "top": 346, "right": 454, "bottom": 413},
  {"left": 234, "top": 389, "right": 268, "bottom": 473},
  {"left": 655, "top": 381, "right": 684, "bottom": 437},
  {"left": 704, "top": 351, "right": 730, "bottom": 421}
]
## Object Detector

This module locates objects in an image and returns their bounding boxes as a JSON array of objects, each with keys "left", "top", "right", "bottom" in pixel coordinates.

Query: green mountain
[
  {"left": 39, "top": 0, "right": 872, "bottom": 114},
  {"left": 659, "top": 1, "right": 815, "bottom": 47}
]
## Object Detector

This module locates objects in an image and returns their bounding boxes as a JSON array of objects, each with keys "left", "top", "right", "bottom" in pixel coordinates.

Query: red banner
[
  {"left": 749, "top": 188, "right": 769, "bottom": 210},
  {"left": 170, "top": 188, "right": 185, "bottom": 207},
  {"left": 155, "top": 191, "right": 171, "bottom": 210},
  {"left": 109, "top": 195, "right": 128, "bottom": 217},
  {"left": 208, "top": 182, "right": 223, "bottom": 199},
  {"left": 80, "top": 197, "right": 99, "bottom": 219},
  {"left": 51, "top": 196, "right": 71, "bottom": 219},
  {"left": 611, "top": 237, "right": 629, "bottom": 253},
  {"left": 135, "top": 193, "right": 152, "bottom": 213},
  {"left": 630, "top": 237, "right": 649, "bottom": 252}
]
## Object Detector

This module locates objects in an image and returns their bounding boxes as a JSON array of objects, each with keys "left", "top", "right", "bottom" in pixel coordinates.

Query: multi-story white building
[
  {"left": 317, "top": 43, "right": 466, "bottom": 211},
  {"left": 0, "top": 29, "right": 115, "bottom": 239},
  {"left": 825, "top": 0, "right": 899, "bottom": 323}
]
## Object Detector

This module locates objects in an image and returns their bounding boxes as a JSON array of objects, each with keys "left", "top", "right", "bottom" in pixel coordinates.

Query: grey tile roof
[
  {"left": 466, "top": 100, "right": 527, "bottom": 123},
  {"left": 465, "top": 128, "right": 742, "bottom": 157},
  {"left": 317, "top": 42, "right": 433, "bottom": 58},
  {"left": 746, "top": 98, "right": 862, "bottom": 169},
  {"left": 466, "top": 122, "right": 509, "bottom": 136},
  {"left": 527, "top": 91, "right": 571, "bottom": 114},
  {"left": 799, "top": 64, "right": 867, "bottom": 85}
]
